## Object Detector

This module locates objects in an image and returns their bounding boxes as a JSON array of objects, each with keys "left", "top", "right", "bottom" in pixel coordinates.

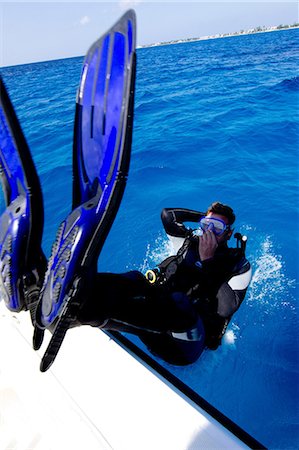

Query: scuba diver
[
  {"left": 0, "top": 10, "right": 251, "bottom": 371},
  {"left": 77, "top": 201, "right": 251, "bottom": 365}
]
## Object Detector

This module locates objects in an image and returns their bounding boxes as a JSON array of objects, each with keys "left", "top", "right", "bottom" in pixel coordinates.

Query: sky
[{"left": 0, "top": 1, "right": 298, "bottom": 67}]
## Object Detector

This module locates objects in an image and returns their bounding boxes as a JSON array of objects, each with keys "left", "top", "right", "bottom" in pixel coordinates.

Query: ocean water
[{"left": 1, "top": 28, "right": 298, "bottom": 448}]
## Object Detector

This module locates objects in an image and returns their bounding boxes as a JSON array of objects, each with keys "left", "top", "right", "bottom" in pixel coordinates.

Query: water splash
[
  {"left": 248, "top": 235, "right": 296, "bottom": 312},
  {"left": 223, "top": 325, "right": 239, "bottom": 346},
  {"left": 139, "top": 234, "right": 178, "bottom": 273},
  {"left": 139, "top": 231, "right": 203, "bottom": 273}
]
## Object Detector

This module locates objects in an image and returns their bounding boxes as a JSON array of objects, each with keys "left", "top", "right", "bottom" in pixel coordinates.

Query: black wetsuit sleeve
[
  {"left": 161, "top": 208, "right": 205, "bottom": 237},
  {"left": 216, "top": 258, "right": 251, "bottom": 318},
  {"left": 197, "top": 256, "right": 251, "bottom": 317},
  {"left": 190, "top": 256, "right": 251, "bottom": 318},
  {"left": 216, "top": 282, "right": 247, "bottom": 317},
  {"left": 191, "top": 255, "right": 251, "bottom": 349}
]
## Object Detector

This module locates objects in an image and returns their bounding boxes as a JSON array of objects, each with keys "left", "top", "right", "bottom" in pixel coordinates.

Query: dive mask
[{"left": 199, "top": 216, "right": 230, "bottom": 236}]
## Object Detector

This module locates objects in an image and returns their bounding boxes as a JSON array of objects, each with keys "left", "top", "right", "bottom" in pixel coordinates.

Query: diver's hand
[{"left": 198, "top": 230, "right": 218, "bottom": 261}]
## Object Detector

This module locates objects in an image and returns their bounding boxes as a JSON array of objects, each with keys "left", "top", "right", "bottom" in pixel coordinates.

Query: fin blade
[
  {"left": 0, "top": 77, "right": 45, "bottom": 311},
  {"left": 73, "top": 9, "right": 136, "bottom": 207},
  {"left": 35, "top": 11, "right": 136, "bottom": 370}
]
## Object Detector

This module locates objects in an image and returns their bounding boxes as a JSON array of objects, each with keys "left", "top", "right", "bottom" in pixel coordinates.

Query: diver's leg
[
  {"left": 138, "top": 330, "right": 205, "bottom": 365},
  {"left": 78, "top": 271, "right": 198, "bottom": 332},
  {"left": 78, "top": 271, "right": 206, "bottom": 364}
]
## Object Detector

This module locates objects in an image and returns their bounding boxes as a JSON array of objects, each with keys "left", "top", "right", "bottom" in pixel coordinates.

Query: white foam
[
  {"left": 224, "top": 329, "right": 237, "bottom": 345},
  {"left": 139, "top": 234, "right": 176, "bottom": 272},
  {"left": 248, "top": 235, "right": 296, "bottom": 311}
]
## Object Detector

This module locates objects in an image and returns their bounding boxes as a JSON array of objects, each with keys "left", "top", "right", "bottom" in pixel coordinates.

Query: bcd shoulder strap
[
  {"left": 157, "top": 236, "right": 192, "bottom": 282},
  {"left": 146, "top": 236, "right": 193, "bottom": 285}
]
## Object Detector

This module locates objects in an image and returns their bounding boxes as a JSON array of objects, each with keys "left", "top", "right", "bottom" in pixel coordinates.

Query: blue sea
[{"left": 1, "top": 28, "right": 298, "bottom": 449}]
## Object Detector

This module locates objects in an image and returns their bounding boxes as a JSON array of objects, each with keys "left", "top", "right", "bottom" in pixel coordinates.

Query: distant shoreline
[
  {"left": 2, "top": 24, "right": 298, "bottom": 68},
  {"left": 139, "top": 23, "right": 299, "bottom": 49}
]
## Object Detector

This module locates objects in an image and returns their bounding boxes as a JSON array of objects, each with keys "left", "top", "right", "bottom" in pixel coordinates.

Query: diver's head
[
  {"left": 200, "top": 201, "right": 235, "bottom": 243},
  {"left": 206, "top": 201, "right": 235, "bottom": 225}
]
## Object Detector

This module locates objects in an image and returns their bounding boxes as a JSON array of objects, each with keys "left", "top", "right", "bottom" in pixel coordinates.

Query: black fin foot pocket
[
  {"left": 39, "top": 277, "right": 81, "bottom": 372},
  {"left": 33, "top": 326, "right": 45, "bottom": 351}
]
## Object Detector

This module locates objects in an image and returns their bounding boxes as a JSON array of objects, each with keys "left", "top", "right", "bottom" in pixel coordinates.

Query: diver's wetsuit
[{"left": 78, "top": 208, "right": 251, "bottom": 365}]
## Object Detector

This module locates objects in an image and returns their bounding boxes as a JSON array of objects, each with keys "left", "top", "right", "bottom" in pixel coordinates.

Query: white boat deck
[{"left": 0, "top": 301, "right": 252, "bottom": 450}]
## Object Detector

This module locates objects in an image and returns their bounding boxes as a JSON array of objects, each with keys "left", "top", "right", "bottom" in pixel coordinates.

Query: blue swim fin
[
  {"left": 0, "top": 77, "right": 46, "bottom": 315},
  {"left": 34, "top": 10, "right": 137, "bottom": 371}
]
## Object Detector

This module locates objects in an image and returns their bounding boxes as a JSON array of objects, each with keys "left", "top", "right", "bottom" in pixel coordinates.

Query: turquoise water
[{"left": 1, "top": 28, "right": 298, "bottom": 448}]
